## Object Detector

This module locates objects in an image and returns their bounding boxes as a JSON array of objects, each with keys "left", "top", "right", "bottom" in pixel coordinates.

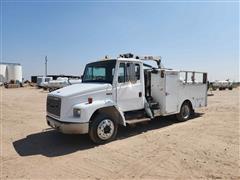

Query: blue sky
[{"left": 1, "top": 1, "right": 239, "bottom": 81}]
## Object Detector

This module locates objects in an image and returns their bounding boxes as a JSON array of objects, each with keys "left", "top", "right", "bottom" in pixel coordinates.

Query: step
[
  {"left": 150, "top": 102, "right": 160, "bottom": 109},
  {"left": 126, "top": 118, "right": 151, "bottom": 125},
  {"left": 150, "top": 102, "right": 159, "bottom": 106},
  {"left": 124, "top": 110, "right": 146, "bottom": 120}
]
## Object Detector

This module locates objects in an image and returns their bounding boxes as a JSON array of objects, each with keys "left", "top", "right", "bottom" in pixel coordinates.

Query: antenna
[{"left": 45, "top": 56, "right": 48, "bottom": 77}]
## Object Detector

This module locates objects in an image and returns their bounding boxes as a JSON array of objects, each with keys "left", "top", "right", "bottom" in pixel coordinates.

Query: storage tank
[
  {"left": 0, "top": 63, "right": 23, "bottom": 83},
  {"left": 0, "top": 64, "right": 7, "bottom": 83},
  {"left": 6, "top": 63, "right": 23, "bottom": 83}
]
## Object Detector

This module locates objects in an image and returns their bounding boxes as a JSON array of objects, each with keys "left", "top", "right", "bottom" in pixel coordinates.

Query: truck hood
[{"left": 49, "top": 83, "right": 112, "bottom": 97}]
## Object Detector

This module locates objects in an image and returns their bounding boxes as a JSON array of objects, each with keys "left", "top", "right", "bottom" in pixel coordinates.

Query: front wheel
[
  {"left": 176, "top": 102, "right": 192, "bottom": 122},
  {"left": 89, "top": 114, "right": 118, "bottom": 144}
]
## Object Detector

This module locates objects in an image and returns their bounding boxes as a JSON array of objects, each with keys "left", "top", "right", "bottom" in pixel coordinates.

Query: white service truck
[{"left": 46, "top": 54, "right": 208, "bottom": 144}]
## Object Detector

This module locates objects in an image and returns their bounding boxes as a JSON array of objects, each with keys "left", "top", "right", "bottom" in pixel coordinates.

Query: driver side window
[{"left": 118, "top": 62, "right": 140, "bottom": 83}]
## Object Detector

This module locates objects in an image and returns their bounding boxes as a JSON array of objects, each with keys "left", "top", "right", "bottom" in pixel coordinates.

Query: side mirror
[
  {"left": 203, "top": 73, "right": 207, "bottom": 84},
  {"left": 161, "top": 70, "right": 165, "bottom": 78}
]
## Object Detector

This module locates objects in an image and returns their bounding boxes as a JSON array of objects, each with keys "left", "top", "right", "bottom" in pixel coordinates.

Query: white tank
[
  {"left": 0, "top": 64, "right": 7, "bottom": 82},
  {"left": 5, "top": 63, "right": 23, "bottom": 83}
]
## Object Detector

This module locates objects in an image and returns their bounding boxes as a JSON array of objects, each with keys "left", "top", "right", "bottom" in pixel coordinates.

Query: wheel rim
[
  {"left": 97, "top": 119, "right": 114, "bottom": 140},
  {"left": 181, "top": 104, "right": 190, "bottom": 119}
]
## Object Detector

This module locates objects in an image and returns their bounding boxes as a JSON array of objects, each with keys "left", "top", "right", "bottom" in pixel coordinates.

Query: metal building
[{"left": 0, "top": 62, "right": 23, "bottom": 83}]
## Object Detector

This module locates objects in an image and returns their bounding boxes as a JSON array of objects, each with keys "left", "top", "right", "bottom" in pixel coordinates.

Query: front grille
[{"left": 47, "top": 96, "right": 61, "bottom": 117}]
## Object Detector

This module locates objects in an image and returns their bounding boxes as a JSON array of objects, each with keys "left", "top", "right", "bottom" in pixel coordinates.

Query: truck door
[
  {"left": 165, "top": 72, "right": 179, "bottom": 113},
  {"left": 116, "top": 62, "right": 144, "bottom": 112}
]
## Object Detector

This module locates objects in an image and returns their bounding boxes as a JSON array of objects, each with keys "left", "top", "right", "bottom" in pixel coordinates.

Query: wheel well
[
  {"left": 181, "top": 100, "right": 193, "bottom": 110},
  {"left": 90, "top": 106, "right": 124, "bottom": 126}
]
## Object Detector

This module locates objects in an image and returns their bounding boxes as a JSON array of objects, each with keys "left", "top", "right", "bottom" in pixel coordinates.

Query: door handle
[{"left": 139, "top": 92, "right": 142, "bottom": 97}]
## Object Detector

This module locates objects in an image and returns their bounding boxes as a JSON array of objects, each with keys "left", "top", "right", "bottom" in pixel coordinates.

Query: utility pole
[{"left": 45, "top": 56, "right": 48, "bottom": 77}]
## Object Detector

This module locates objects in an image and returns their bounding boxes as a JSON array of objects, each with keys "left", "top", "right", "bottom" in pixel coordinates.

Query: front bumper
[{"left": 46, "top": 115, "right": 89, "bottom": 134}]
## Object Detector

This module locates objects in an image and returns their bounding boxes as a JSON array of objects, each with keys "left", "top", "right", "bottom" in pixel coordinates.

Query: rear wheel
[
  {"left": 89, "top": 114, "right": 118, "bottom": 144},
  {"left": 176, "top": 102, "right": 192, "bottom": 122}
]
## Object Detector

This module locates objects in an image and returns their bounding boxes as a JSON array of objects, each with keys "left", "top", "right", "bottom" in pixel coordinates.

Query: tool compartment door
[{"left": 165, "top": 71, "right": 179, "bottom": 114}]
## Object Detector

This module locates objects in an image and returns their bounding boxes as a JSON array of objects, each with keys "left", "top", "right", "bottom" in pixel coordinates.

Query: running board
[{"left": 126, "top": 118, "right": 151, "bottom": 125}]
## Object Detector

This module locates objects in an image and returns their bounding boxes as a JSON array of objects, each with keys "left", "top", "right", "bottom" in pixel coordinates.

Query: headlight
[{"left": 73, "top": 108, "right": 81, "bottom": 117}]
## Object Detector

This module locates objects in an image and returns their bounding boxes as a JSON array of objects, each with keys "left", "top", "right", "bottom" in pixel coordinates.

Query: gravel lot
[{"left": 1, "top": 87, "right": 239, "bottom": 179}]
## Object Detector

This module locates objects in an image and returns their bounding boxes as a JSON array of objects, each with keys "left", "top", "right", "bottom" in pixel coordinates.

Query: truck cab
[{"left": 46, "top": 54, "right": 208, "bottom": 144}]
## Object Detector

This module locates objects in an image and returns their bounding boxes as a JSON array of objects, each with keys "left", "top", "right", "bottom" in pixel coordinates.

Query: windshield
[{"left": 82, "top": 60, "right": 116, "bottom": 84}]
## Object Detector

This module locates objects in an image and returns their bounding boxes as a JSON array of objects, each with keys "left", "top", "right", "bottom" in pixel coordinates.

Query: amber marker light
[{"left": 88, "top": 97, "right": 93, "bottom": 104}]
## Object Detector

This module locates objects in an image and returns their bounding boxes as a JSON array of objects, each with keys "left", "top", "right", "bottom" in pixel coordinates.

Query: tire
[
  {"left": 89, "top": 113, "right": 118, "bottom": 144},
  {"left": 176, "top": 102, "right": 192, "bottom": 122},
  {"left": 228, "top": 87, "right": 233, "bottom": 90}
]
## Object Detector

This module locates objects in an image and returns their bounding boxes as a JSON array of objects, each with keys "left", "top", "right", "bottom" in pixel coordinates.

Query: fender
[
  {"left": 73, "top": 99, "right": 126, "bottom": 125},
  {"left": 178, "top": 99, "right": 194, "bottom": 113}
]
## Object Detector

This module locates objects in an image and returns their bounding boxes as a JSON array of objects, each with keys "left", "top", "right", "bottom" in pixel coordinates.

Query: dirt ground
[{"left": 0, "top": 86, "right": 239, "bottom": 179}]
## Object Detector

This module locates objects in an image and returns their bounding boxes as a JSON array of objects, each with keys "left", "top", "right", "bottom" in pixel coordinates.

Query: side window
[
  {"left": 118, "top": 63, "right": 125, "bottom": 83},
  {"left": 118, "top": 62, "right": 140, "bottom": 83},
  {"left": 179, "top": 71, "right": 206, "bottom": 84},
  {"left": 126, "top": 62, "right": 137, "bottom": 83}
]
